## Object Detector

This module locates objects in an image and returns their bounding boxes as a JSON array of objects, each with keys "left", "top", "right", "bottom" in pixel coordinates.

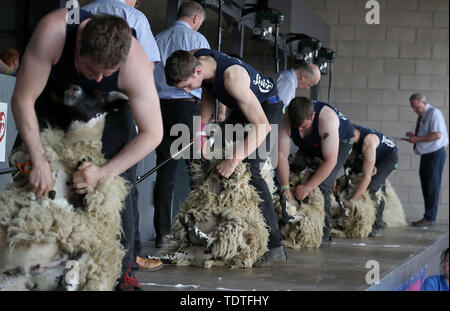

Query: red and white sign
[{"left": 0, "top": 102, "right": 7, "bottom": 162}]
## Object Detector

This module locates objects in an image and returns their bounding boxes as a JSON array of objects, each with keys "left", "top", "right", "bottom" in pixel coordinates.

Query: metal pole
[
  {"left": 215, "top": 0, "right": 224, "bottom": 122},
  {"left": 328, "top": 61, "right": 333, "bottom": 105},
  {"left": 217, "top": 0, "right": 223, "bottom": 52},
  {"left": 136, "top": 140, "right": 194, "bottom": 184},
  {"left": 274, "top": 22, "right": 280, "bottom": 73}
]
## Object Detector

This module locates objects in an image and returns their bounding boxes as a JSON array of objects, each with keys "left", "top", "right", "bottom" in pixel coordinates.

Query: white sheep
[
  {"left": 148, "top": 146, "right": 269, "bottom": 269},
  {"left": 262, "top": 157, "right": 325, "bottom": 249},
  {"left": 331, "top": 169, "right": 406, "bottom": 239},
  {"left": 0, "top": 86, "right": 129, "bottom": 291}
]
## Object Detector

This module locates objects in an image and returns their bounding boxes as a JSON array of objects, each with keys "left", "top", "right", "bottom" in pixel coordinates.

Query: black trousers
[
  {"left": 369, "top": 150, "right": 398, "bottom": 230},
  {"left": 298, "top": 141, "right": 352, "bottom": 241},
  {"left": 419, "top": 147, "right": 446, "bottom": 222},
  {"left": 153, "top": 99, "right": 200, "bottom": 238},
  {"left": 101, "top": 109, "right": 140, "bottom": 276},
  {"left": 221, "top": 101, "right": 284, "bottom": 249}
]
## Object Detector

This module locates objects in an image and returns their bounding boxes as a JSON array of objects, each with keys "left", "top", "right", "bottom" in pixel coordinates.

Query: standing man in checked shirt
[
  {"left": 405, "top": 93, "right": 448, "bottom": 227},
  {"left": 152, "top": 1, "right": 211, "bottom": 249},
  {"left": 82, "top": 0, "right": 163, "bottom": 276}
]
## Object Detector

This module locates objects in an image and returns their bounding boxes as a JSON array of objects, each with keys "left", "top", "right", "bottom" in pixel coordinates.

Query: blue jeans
[{"left": 419, "top": 147, "right": 446, "bottom": 222}]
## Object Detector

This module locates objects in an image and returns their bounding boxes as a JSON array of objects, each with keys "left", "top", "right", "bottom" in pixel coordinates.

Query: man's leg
[
  {"left": 101, "top": 109, "right": 140, "bottom": 286},
  {"left": 153, "top": 100, "right": 200, "bottom": 246},
  {"left": 421, "top": 148, "right": 446, "bottom": 223},
  {"left": 368, "top": 151, "right": 398, "bottom": 233},
  {"left": 226, "top": 102, "right": 286, "bottom": 265},
  {"left": 319, "top": 141, "right": 353, "bottom": 243},
  {"left": 153, "top": 137, "right": 179, "bottom": 243},
  {"left": 246, "top": 138, "right": 286, "bottom": 266}
]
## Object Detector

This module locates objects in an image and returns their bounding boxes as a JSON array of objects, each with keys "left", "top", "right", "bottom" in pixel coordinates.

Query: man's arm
[
  {"left": 107, "top": 39, "right": 163, "bottom": 175},
  {"left": 277, "top": 113, "right": 293, "bottom": 201},
  {"left": 216, "top": 65, "right": 271, "bottom": 178},
  {"left": 351, "top": 134, "right": 379, "bottom": 200},
  {"left": 407, "top": 132, "right": 442, "bottom": 144},
  {"left": 407, "top": 110, "right": 445, "bottom": 144},
  {"left": 11, "top": 9, "right": 67, "bottom": 198},
  {"left": 73, "top": 38, "right": 163, "bottom": 192},
  {"left": 295, "top": 107, "right": 339, "bottom": 200}
]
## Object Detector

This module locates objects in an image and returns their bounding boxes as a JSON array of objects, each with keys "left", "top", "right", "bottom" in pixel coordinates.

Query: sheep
[
  {"left": 148, "top": 145, "right": 270, "bottom": 269},
  {"left": 0, "top": 86, "right": 129, "bottom": 291},
  {"left": 382, "top": 180, "right": 407, "bottom": 228},
  {"left": 262, "top": 157, "right": 325, "bottom": 249},
  {"left": 331, "top": 168, "right": 406, "bottom": 239}
]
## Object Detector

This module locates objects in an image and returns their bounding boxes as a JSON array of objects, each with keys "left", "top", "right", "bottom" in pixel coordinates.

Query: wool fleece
[{"left": 0, "top": 115, "right": 128, "bottom": 291}]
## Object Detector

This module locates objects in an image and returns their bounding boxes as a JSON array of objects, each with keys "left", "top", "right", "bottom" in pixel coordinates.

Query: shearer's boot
[{"left": 253, "top": 246, "right": 287, "bottom": 267}]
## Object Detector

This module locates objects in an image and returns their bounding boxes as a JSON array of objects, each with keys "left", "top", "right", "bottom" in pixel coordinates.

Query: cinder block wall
[{"left": 300, "top": 0, "right": 449, "bottom": 223}]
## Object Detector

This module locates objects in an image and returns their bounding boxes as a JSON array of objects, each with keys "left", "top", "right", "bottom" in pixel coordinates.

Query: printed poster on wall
[{"left": 0, "top": 102, "right": 7, "bottom": 162}]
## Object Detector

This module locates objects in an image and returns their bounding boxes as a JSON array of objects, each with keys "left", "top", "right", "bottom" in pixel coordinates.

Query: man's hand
[
  {"left": 407, "top": 135, "right": 419, "bottom": 144},
  {"left": 28, "top": 159, "right": 54, "bottom": 199},
  {"left": 294, "top": 184, "right": 312, "bottom": 201},
  {"left": 72, "top": 162, "right": 104, "bottom": 194},
  {"left": 283, "top": 188, "right": 292, "bottom": 202},
  {"left": 405, "top": 131, "right": 414, "bottom": 138},
  {"left": 216, "top": 159, "right": 238, "bottom": 178},
  {"left": 217, "top": 110, "right": 226, "bottom": 122}
]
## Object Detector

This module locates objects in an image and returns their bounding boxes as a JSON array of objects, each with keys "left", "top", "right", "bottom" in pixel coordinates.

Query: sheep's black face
[{"left": 63, "top": 85, "right": 128, "bottom": 123}]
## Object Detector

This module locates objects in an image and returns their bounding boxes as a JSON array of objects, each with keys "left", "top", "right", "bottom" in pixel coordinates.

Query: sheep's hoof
[{"left": 186, "top": 223, "right": 215, "bottom": 251}]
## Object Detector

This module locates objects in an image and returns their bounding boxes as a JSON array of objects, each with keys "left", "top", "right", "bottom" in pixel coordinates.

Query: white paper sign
[{"left": 0, "top": 102, "right": 8, "bottom": 162}]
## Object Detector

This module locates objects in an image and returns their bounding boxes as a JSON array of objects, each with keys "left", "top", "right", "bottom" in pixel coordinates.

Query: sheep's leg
[
  {"left": 179, "top": 213, "right": 216, "bottom": 250},
  {"left": 186, "top": 223, "right": 216, "bottom": 251},
  {"left": 147, "top": 251, "right": 192, "bottom": 264},
  {"left": 288, "top": 215, "right": 304, "bottom": 224}
]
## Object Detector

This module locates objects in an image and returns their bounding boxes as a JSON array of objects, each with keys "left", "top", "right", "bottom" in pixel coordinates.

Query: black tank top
[
  {"left": 193, "top": 49, "right": 278, "bottom": 111},
  {"left": 353, "top": 124, "right": 397, "bottom": 160},
  {"left": 291, "top": 101, "right": 354, "bottom": 159},
  {"left": 35, "top": 9, "right": 120, "bottom": 130}
]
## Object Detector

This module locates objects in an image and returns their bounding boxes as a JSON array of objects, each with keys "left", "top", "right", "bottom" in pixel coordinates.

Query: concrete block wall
[{"left": 302, "top": 0, "right": 449, "bottom": 223}]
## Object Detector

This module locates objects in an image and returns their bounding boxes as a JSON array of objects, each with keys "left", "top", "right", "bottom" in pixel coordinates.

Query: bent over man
[
  {"left": 277, "top": 97, "right": 354, "bottom": 244},
  {"left": 165, "top": 49, "right": 286, "bottom": 266},
  {"left": 345, "top": 124, "right": 398, "bottom": 237},
  {"left": 11, "top": 10, "right": 163, "bottom": 290}
]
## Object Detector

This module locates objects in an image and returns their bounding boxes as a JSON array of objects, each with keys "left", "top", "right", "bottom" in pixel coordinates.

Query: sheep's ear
[
  {"left": 107, "top": 91, "right": 129, "bottom": 102},
  {"left": 345, "top": 167, "right": 352, "bottom": 176}
]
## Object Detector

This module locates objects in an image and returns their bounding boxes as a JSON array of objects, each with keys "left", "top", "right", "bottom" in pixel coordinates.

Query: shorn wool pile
[{"left": 0, "top": 86, "right": 129, "bottom": 290}]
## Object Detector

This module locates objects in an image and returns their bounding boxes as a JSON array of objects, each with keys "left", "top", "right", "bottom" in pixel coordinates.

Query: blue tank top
[
  {"left": 353, "top": 124, "right": 397, "bottom": 160},
  {"left": 291, "top": 101, "right": 354, "bottom": 159},
  {"left": 35, "top": 9, "right": 121, "bottom": 129},
  {"left": 193, "top": 49, "right": 278, "bottom": 110}
]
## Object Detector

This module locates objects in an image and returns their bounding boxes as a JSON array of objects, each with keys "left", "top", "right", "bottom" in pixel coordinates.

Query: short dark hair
[
  {"left": 288, "top": 96, "right": 314, "bottom": 128},
  {"left": 80, "top": 14, "right": 132, "bottom": 69},
  {"left": 165, "top": 50, "right": 201, "bottom": 86},
  {"left": 177, "top": 1, "right": 206, "bottom": 20}
]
